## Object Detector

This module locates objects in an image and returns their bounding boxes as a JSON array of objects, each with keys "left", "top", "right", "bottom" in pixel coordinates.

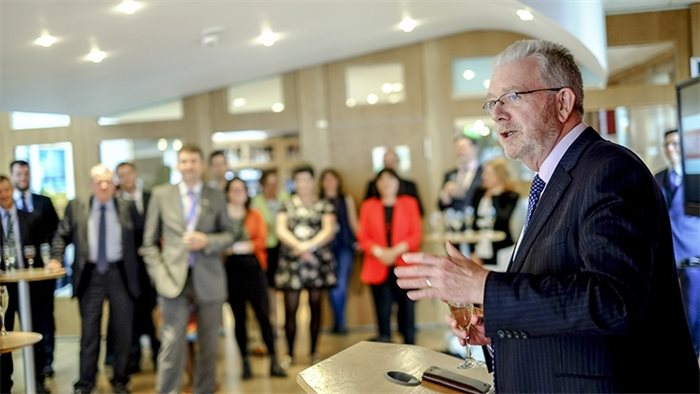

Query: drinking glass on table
[
  {"left": 40, "top": 243, "right": 51, "bottom": 270},
  {"left": 447, "top": 301, "right": 485, "bottom": 369},
  {"left": 23, "top": 245, "right": 36, "bottom": 269},
  {"left": 3, "top": 245, "right": 16, "bottom": 271}
]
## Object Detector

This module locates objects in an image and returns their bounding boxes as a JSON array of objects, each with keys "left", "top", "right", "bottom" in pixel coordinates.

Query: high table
[
  {"left": 0, "top": 268, "right": 65, "bottom": 393},
  {"left": 0, "top": 331, "right": 42, "bottom": 354},
  {"left": 298, "top": 341, "right": 492, "bottom": 393}
]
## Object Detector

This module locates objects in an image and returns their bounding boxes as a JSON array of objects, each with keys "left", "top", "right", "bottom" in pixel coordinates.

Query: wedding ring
[{"left": 426, "top": 278, "right": 433, "bottom": 288}]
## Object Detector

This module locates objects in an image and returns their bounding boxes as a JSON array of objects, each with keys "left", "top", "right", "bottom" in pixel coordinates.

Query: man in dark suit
[
  {"left": 0, "top": 174, "right": 52, "bottom": 393},
  {"left": 109, "top": 161, "right": 159, "bottom": 373},
  {"left": 364, "top": 148, "right": 424, "bottom": 215},
  {"left": 438, "top": 134, "right": 482, "bottom": 213},
  {"left": 49, "top": 164, "right": 140, "bottom": 394},
  {"left": 9, "top": 159, "right": 60, "bottom": 378},
  {"left": 655, "top": 129, "right": 700, "bottom": 357},
  {"left": 396, "top": 39, "right": 699, "bottom": 392}
]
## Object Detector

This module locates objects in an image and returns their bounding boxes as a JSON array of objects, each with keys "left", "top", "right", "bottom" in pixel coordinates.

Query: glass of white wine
[{"left": 447, "top": 301, "right": 484, "bottom": 369}]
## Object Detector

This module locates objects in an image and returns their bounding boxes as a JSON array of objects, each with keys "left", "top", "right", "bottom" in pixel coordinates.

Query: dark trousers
[
  {"left": 38, "top": 280, "right": 56, "bottom": 371},
  {"left": 225, "top": 254, "right": 277, "bottom": 360},
  {"left": 75, "top": 264, "right": 134, "bottom": 391},
  {"left": 370, "top": 269, "right": 415, "bottom": 344},
  {"left": 329, "top": 246, "right": 354, "bottom": 331},
  {"left": 0, "top": 283, "right": 49, "bottom": 393},
  {"left": 679, "top": 266, "right": 700, "bottom": 356}
]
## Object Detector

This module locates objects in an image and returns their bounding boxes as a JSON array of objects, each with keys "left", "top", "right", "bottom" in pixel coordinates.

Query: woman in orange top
[
  {"left": 224, "top": 178, "right": 286, "bottom": 379},
  {"left": 358, "top": 168, "right": 422, "bottom": 344}
]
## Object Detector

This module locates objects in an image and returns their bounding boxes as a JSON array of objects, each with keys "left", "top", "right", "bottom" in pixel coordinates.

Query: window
[
  {"left": 345, "top": 63, "right": 405, "bottom": 107},
  {"left": 14, "top": 142, "right": 75, "bottom": 212},
  {"left": 228, "top": 76, "right": 285, "bottom": 114},
  {"left": 11, "top": 112, "right": 70, "bottom": 130},
  {"left": 97, "top": 99, "right": 183, "bottom": 126}
]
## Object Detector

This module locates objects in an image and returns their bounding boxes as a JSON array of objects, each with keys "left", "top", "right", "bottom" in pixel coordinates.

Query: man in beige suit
[{"left": 141, "top": 144, "right": 234, "bottom": 393}]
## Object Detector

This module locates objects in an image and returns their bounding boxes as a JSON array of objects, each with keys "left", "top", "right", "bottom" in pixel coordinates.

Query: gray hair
[
  {"left": 90, "top": 163, "right": 113, "bottom": 180},
  {"left": 494, "top": 39, "right": 584, "bottom": 115}
]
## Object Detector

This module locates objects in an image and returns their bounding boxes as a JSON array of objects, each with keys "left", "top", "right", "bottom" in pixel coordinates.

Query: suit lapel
[{"left": 508, "top": 128, "right": 600, "bottom": 273}]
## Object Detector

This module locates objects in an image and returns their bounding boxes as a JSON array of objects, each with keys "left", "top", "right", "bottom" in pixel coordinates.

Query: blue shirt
[
  {"left": 1, "top": 205, "right": 25, "bottom": 267},
  {"left": 88, "top": 199, "right": 122, "bottom": 262},
  {"left": 658, "top": 170, "right": 700, "bottom": 263}
]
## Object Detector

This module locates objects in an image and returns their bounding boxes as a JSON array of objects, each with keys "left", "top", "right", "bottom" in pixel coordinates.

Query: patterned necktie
[
  {"left": 186, "top": 191, "right": 198, "bottom": 266},
  {"left": 97, "top": 205, "right": 108, "bottom": 274},
  {"left": 524, "top": 175, "right": 546, "bottom": 231},
  {"left": 3, "top": 212, "right": 16, "bottom": 269}
]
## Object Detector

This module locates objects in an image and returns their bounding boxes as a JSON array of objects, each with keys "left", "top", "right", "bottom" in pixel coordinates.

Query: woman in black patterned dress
[{"left": 275, "top": 165, "right": 336, "bottom": 363}]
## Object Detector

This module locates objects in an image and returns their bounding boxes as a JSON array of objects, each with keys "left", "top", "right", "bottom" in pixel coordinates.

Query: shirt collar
[
  {"left": 179, "top": 181, "right": 203, "bottom": 197},
  {"left": 537, "top": 122, "right": 587, "bottom": 184},
  {"left": 92, "top": 197, "right": 115, "bottom": 211},
  {"left": 12, "top": 189, "right": 28, "bottom": 200},
  {"left": 0, "top": 205, "right": 17, "bottom": 218}
]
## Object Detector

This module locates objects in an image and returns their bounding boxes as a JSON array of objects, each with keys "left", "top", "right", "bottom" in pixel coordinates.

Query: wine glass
[
  {"left": 0, "top": 285, "right": 8, "bottom": 336},
  {"left": 447, "top": 301, "right": 483, "bottom": 369},
  {"left": 40, "top": 243, "right": 51, "bottom": 270},
  {"left": 3, "top": 245, "right": 16, "bottom": 271},
  {"left": 445, "top": 208, "right": 464, "bottom": 234},
  {"left": 464, "top": 206, "right": 475, "bottom": 232},
  {"left": 23, "top": 245, "right": 36, "bottom": 269}
]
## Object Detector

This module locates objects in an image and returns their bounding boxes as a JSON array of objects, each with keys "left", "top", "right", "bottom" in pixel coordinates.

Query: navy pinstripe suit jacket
[{"left": 483, "top": 128, "right": 699, "bottom": 393}]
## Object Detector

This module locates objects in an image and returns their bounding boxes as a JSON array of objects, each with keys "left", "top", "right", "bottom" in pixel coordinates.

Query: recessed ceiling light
[
  {"left": 462, "top": 69, "right": 475, "bottom": 80},
  {"left": 86, "top": 48, "right": 107, "bottom": 63},
  {"left": 35, "top": 32, "right": 58, "bottom": 48},
  {"left": 399, "top": 17, "right": 417, "bottom": 33},
  {"left": 388, "top": 94, "right": 401, "bottom": 104},
  {"left": 483, "top": 79, "right": 490, "bottom": 89},
  {"left": 117, "top": 0, "right": 142, "bottom": 15},
  {"left": 517, "top": 9, "right": 534, "bottom": 21},
  {"left": 257, "top": 30, "right": 279, "bottom": 47},
  {"left": 392, "top": 82, "right": 403, "bottom": 92},
  {"left": 367, "top": 93, "right": 379, "bottom": 105},
  {"left": 271, "top": 102, "right": 285, "bottom": 113},
  {"left": 172, "top": 139, "right": 183, "bottom": 151},
  {"left": 232, "top": 98, "right": 247, "bottom": 108},
  {"left": 345, "top": 98, "right": 357, "bottom": 108},
  {"left": 157, "top": 138, "right": 168, "bottom": 151},
  {"left": 382, "top": 83, "right": 393, "bottom": 94}
]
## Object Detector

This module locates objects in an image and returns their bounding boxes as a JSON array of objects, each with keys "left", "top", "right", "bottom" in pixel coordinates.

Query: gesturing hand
[{"left": 394, "top": 242, "right": 489, "bottom": 305}]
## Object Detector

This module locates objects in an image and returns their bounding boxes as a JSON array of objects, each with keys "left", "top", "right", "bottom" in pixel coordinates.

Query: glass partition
[
  {"left": 345, "top": 63, "right": 405, "bottom": 107},
  {"left": 228, "top": 76, "right": 285, "bottom": 114}
]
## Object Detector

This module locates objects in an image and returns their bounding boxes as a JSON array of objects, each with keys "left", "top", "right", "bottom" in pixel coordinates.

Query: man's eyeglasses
[{"left": 482, "top": 87, "right": 565, "bottom": 115}]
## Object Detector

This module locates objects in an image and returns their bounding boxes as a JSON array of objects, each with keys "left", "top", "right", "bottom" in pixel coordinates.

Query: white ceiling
[{"left": 1, "top": 0, "right": 696, "bottom": 117}]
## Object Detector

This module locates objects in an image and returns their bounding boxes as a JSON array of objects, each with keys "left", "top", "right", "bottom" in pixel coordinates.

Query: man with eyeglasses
[
  {"left": 655, "top": 129, "right": 700, "bottom": 357},
  {"left": 396, "top": 39, "right": 699, "bottom": 392}
]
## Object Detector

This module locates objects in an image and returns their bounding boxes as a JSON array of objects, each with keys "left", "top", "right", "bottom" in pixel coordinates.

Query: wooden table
[
  {"left": 0, "top": 331, "right": 42, "bottom": 354},
  {"left": 0, "top": 268, "right": 66, "bottom": 283},
  {"left": 1, "top": 268, "right": 65, "bottom": 393},
  {"left": 298, "top": 341, "right": 492, "bottom": 393}
]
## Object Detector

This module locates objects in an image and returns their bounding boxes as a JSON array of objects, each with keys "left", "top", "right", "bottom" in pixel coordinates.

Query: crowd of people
[{"left": 1, "top": 38, "right": 699, "bottom": 394}]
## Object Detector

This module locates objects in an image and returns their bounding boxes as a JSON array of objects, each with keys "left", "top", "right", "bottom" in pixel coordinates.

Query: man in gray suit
[
  {"left": 141, "top": 144, "right": 234, "bottom": 393},
  {"left": 396, "top": 40, "right": 699, "bottom": 392},
  {"left": 50, "top": 164, "right": 140, "bottom": 394}
]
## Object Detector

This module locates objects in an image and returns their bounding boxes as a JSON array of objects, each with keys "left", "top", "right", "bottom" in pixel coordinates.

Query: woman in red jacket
[{"left": 358, "top": 168, "right": 422, "bottom": 344}]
